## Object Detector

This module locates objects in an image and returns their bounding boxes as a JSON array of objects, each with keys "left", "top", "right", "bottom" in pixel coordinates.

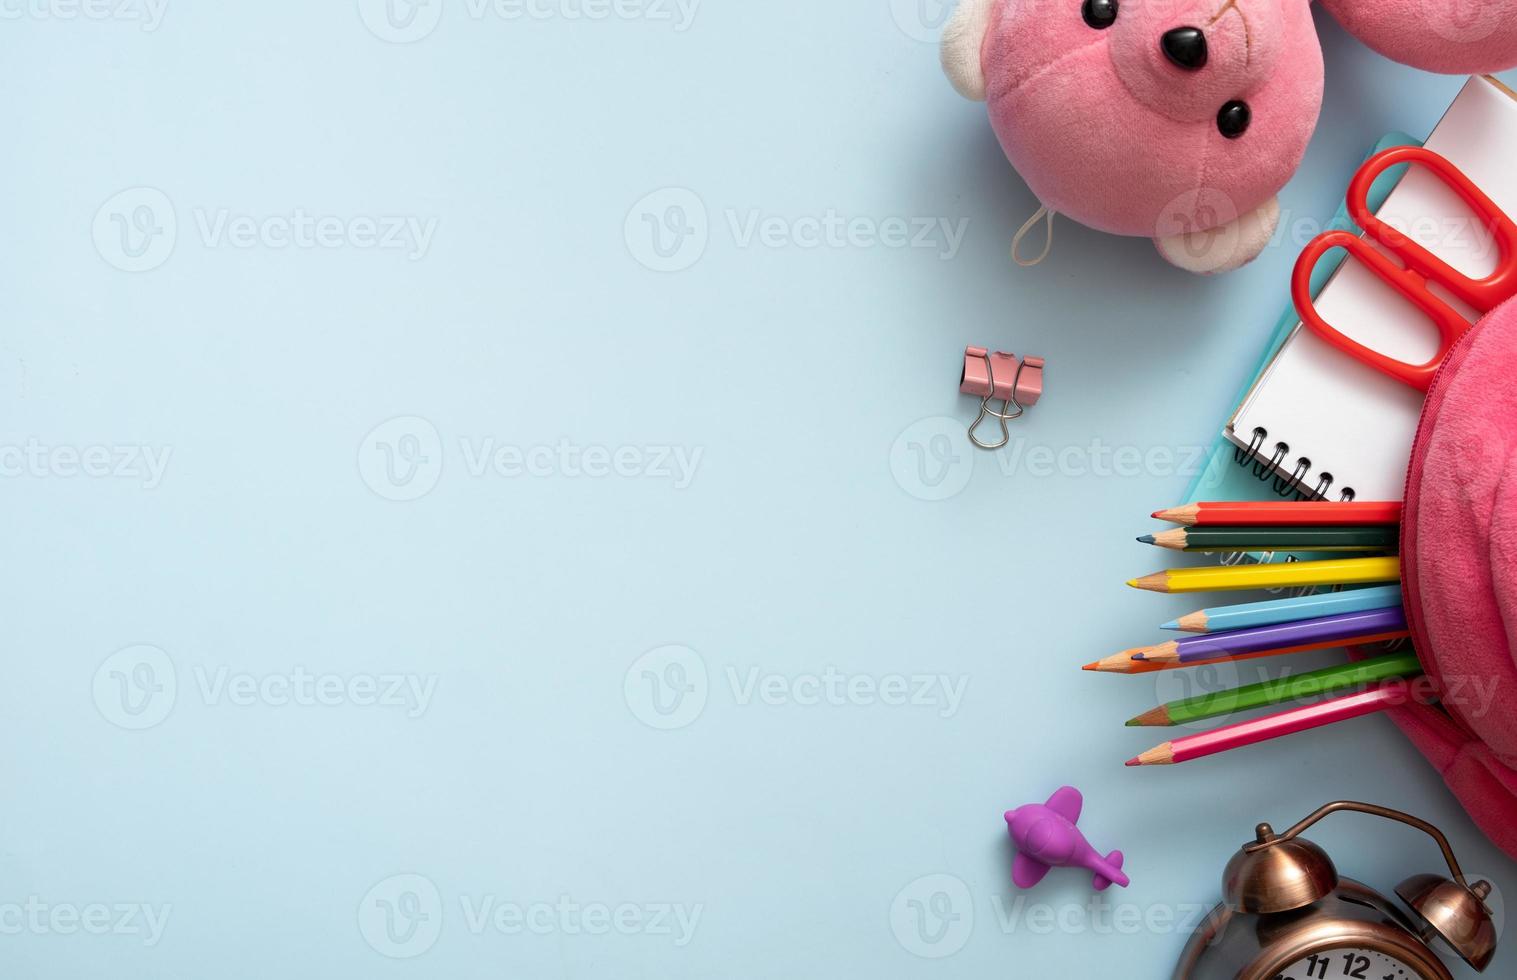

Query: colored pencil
[
  {"left": 1125, "top": 652, "right": 1423, "bottom": 727},
  {"left": 1127, "top": 557, "right": 1400, "bottom": 594},
  {"left": 1163, "top": 585, "right": 1404, "bottom": 633},
  {"left": 1152, "top": 501, "right": 1402, "bottom": 527},
  {"left": 1083, "top": 648, "right": 1315, "bottom": 675},
  {"left": 1125, "top": 681, "right": 1420, "bottom": 766},
  {"left": 1137, "top": 607, "right": 1409, "bottom": 664},
  {"left": 1094, "top": 632, "right": 1408, "bottom": 672},
  {"left": 1138, "top": 526, "right": 1398, "bottom": 553}
]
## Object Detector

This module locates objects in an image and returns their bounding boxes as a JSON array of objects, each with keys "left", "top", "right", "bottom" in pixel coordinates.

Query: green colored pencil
[
  {"left": 1138, "top": 526, "right": 1399, "bottom": 553},
  {"left": 1124, "top": 651, "right": 1422, "bottom": 727}
]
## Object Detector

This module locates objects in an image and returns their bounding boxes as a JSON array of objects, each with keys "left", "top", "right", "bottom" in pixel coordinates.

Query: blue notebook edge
[{"left": 1183, "top": 132, "right": 1421, "bottom": 504}]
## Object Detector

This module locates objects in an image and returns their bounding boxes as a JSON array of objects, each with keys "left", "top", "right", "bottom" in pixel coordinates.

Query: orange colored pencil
[
  {"left": 1125, "top": 680, "right": 1421, "bottom": 766},
  {"left": 1137, "top": 631, "right": 1410, "bottom": 665},
  {"left": 1082, "top": 648, "right": 1316, "bottom": 675},
  {"left": 1152, "top": 501, "right": 1402, "bottom": 527}
]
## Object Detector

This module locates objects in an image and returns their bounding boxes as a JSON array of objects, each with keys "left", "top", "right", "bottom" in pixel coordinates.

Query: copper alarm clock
[{"left": 1174, "top": 801, "right": 1499, "bottom": 980}]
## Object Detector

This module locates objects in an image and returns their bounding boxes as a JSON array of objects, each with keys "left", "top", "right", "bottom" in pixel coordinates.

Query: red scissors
[{"left": 1291, "top": 145, "right": 1517, "bottom": 391}]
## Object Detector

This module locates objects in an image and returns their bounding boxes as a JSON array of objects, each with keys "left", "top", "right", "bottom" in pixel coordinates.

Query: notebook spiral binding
[
  {"left": 1223, "top": 429, "right": 1391, "bottom": 620},
  {"left": 1232, "top": 426, "right": 1358, "bottom": 503}
]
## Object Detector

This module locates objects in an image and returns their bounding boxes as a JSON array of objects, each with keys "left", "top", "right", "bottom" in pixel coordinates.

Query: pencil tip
[
  {"left": 1175, "top": 611, "right": 1208, "bottom": 633},
  {"left": 1136, "top": 534, "right": 1155, "bottom": 545},
  {"left": 1081, "top": 662, "right": 1099, "bottom": 671},
  {"left": 1124, "top": 758, "right": 1140, "bottom": 768},
  {"left": 1160, "top": 619, "right": 1180, "bottom": 631},
  {"left": 1124, "top": 719, "right": 1139, "bottom": 727},
  {"left": 1126, "top": 578, "right": 1140, "bottom": 588}
]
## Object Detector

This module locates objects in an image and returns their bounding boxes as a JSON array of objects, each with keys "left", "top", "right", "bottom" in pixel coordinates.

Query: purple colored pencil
[{"left": 1137, "top": 607, "right": 1410, "bottom": 664}]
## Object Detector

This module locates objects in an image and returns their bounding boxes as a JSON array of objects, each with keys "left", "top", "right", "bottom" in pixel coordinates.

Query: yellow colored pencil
[{"left": 1126, "top": 557, "right": 1400, "bottom": 595}]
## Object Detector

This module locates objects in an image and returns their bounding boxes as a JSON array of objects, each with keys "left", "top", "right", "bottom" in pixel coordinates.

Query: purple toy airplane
[{"left": 1004, "top": 786, "right": 1129, "bottom": 890}]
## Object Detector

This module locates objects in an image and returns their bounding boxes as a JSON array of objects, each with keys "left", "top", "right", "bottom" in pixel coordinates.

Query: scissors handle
[
  {"left": 1346, "top": 146, "right": 1517, "bottom": 312},
  {"left": 1291, "top": 230, "right": 1469, "bottom": 392},
  {"left": 1291, "top": 145, "right": 1517, "bottom": 393}
]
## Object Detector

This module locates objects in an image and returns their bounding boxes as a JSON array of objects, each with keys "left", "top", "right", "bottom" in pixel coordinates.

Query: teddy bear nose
[{"left": 1161, "top": 26, "right": 1209, "bottom": 70}]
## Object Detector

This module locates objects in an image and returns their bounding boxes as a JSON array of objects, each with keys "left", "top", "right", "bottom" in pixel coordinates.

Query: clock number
[{"left": 1282, "top": 949, "right": 1401, "bottom": 980}]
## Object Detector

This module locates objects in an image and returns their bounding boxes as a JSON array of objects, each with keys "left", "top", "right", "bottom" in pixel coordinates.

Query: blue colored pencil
[{"left": 1161, "top": 585, "right": 1403, "bottom": 634}]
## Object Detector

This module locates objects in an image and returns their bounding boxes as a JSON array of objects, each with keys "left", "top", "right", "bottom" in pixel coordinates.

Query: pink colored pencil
[{"left": 1125, "top": 681, "right": 1419, "bottom": 767}]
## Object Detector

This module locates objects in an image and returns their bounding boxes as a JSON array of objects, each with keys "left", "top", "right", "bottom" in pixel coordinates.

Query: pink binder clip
[{"left": 960, "top": 346, "right": 1045, "bottom": 450}]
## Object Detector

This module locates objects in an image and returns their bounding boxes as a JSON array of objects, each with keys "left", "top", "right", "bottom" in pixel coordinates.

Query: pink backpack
[{"left": 1371, "top": 293, "right": 1517, "bottom": 859}]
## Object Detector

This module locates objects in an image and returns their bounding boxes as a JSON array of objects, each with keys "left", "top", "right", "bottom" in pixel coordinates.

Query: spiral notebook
[{"left": 1224, "top": 75, "right": 1517, "bottom": 502}]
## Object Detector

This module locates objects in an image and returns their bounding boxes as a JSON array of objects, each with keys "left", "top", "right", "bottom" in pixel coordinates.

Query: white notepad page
[{"left": 1228, "top": 76, "right": 1517, "bottom": 500}]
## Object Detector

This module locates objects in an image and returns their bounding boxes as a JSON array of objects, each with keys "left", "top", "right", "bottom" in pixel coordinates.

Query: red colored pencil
[
  {"left": 1152, "top": 501, "right": 1402, "bottom": 527},
  {"left": 1124, "top": 680, "right": 1420, "bottom": 766}
]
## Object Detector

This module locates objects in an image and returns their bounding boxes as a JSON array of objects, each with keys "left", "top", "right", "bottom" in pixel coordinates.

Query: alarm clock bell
[{"left": 1175, "top": 801, "right": 1499, "bottom": 980}]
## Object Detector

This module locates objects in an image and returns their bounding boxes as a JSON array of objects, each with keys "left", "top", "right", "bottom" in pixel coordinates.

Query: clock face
[{"left": 1273, "top": 947, "right": 1426, "bottom": 980}]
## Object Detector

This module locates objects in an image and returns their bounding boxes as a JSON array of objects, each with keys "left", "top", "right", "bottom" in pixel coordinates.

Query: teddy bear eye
[
  {"left": 1082, "top": 0, "right": 1118, "bottom": 29},
  {"left": 1217, "top": 100, "right": 1251, "bottom": 138}
]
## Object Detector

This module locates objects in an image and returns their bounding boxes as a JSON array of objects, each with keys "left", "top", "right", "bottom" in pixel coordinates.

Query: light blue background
[{"left": 3, "top": 2, "right": 1515, "bottom": 977}]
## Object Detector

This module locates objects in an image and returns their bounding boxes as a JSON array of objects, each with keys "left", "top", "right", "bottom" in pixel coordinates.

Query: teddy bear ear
[
  {"left": 1153, "top": 197, "right": 1280, "bottom": 275},
  {"left": 941, "top": 0, "right": 995, "bottom": 102}
]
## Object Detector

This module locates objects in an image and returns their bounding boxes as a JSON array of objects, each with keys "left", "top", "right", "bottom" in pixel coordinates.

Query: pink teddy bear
[{"left": 942, "top": 0, "right": 1517, "bottom": 272}]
